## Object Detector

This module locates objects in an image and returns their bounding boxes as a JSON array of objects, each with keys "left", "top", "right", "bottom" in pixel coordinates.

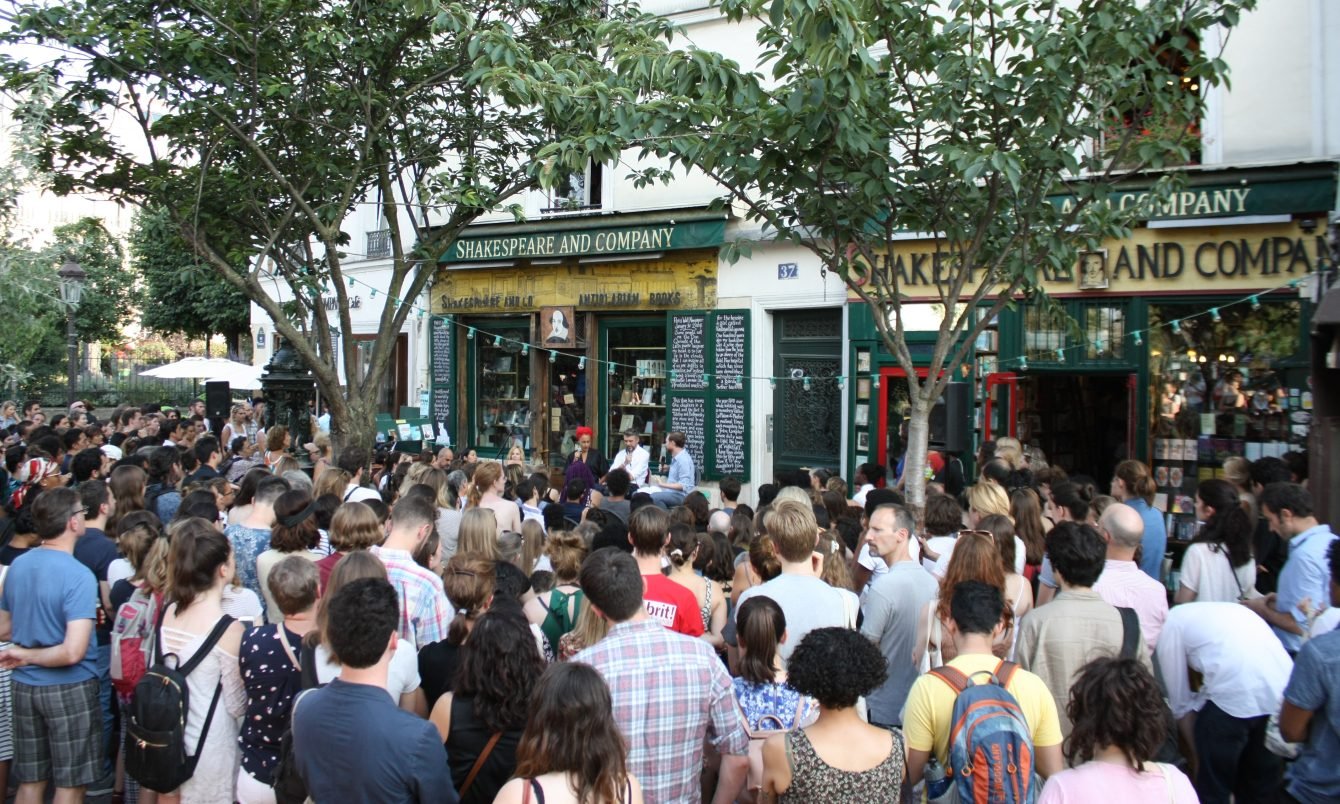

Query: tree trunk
[
  {"left": 328, "top": 394, "right": 378, "bottom": 474},
  {"left": 903, "top": 392, "right": 934, "bottom": 510}
]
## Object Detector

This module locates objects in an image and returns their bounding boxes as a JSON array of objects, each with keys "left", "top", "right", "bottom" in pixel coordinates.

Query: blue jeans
[{"left": 95, "top": 642, "right": 113, "bottom": 776}]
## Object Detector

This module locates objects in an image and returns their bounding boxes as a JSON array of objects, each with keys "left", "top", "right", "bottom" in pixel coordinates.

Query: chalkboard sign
[
  {"left": 714, "top": 313, "right": 745, "bottom": 391},
  {"left": 663, "top": 309, "right": 751, "bottom": 482},
  {"left": 714, "top": 397, "right": 746, "bottom": 476},
  {"left": 669, "top": 396, "right": 706, "bottom": 475},
  {"left": 429, "top": 316, "right": 455, "bottom": 445},
  {"left": 669, "top": 315, "right": 707, "bottom": 390}
]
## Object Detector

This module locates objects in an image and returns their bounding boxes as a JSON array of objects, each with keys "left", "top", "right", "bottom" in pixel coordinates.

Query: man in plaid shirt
[
  {"left": 371, "top": 495, "right": 452, "bottom": 649},
  {"left": 575, "top": 548, "right": 749, "bottom": 804}
]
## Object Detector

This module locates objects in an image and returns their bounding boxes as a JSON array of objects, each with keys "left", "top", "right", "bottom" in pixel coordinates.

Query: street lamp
[{"left": 57, "top": 258, "right": 86, "bottom": 407}]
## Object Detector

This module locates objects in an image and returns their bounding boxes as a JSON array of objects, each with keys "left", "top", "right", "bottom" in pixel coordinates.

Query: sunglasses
[{"left": 958, "top": 529, "right": 995, "bottom": 539}]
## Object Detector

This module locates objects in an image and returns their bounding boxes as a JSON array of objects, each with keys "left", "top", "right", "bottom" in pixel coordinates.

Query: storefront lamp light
[
  {"left": 1019, "top": 358, "right": 1028, "bottom": 371},
  {"left": 1133, "top": 331, "right": 1143, "bottom": 346},
  {"left": 1210, "top": 308, "right": 1221, "bottom": 322},
  {"left": 701, "top": 373, "right": 710, "bottom": 385},
  {"left": 577, "top": 357, "right": 586, "bottom": 370},
  {"left": 837, "top": 376, "right": 845, "bottom": 389},
  {"left": 466, "top": 326, "right": 474, "bottom": 339},
  {"left": 1055, "top": 348, "right": 1066, "bottom": 362},
  {"left": 1198, "top": 355, "right": 1208, "bottom": 363},
  {"left": 803, "top": 377, "right": 812, "bottom": 391},
  {"left": 871, "top": 374, "right": 879, "bottom": 389},
  {"left": 1171, "top": 320, "right": 1181, "bottom": 334},
  {"left": 1251, "top": 295, "right": 1261, "bottom": 310},
  {"left": 769, "top": 377, "right": 777, "bottom": 390},
  {"left": 521, "top": 343, "right": 529, "bottom": 356},
  {"left": 549, "top": 350, "right": 557, "bottom": 364},
  {"left": 607, "top": 362, "right": 617, "bottom": 375}
]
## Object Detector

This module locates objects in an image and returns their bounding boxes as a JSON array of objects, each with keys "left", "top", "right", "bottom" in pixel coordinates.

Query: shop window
[
  {"left": 1100, "top": 31, "right": 1202, "bottom": 167},
  {"left": 543, "top": 161, "right": 603, "bottom": 213},
  {"left": 1082, "top": 304, "right": 1126, "bottom": 361},
  {"left": 475, "top": 327, "right": 532, "bottom": 456},
  {"left": 1022, "top": 304, "right": 1069, "bottom": 362},
  {"left": 1148, "top": 299, "right": 1305, "bottom": 540},
  {"left": 606, "top": 323, "right": 667, "bottom": 463},
  {"left": 354, "top": 334, "right": 408, "bottom": 413}
]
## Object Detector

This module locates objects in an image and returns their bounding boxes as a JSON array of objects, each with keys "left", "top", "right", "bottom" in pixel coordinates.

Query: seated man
[
  {"left": 647, "top": 431, "right": 694, "bottom": 509},
  {"left": 293, "top": 578, "right": 456, "bottom": 803}
]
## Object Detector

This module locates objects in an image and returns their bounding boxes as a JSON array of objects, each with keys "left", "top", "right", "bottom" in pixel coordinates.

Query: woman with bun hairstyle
[
  {"left": 418, "top": 554, "right": 497, "bottom": 710},
  {"left": 1175, "top": 478, "right": 1256, "bottom": 603},
  {"left": 155, "top": 518, "right": 247, "bottom": 803},
  {"left": 465, "top": 462, "right": 521, "bottom": 536},
  {"left": 493, "top": 662, "right": 643, "bottom": 804},
  {"left": 1037, "top": 480, "right": 1096, "bottom": 605},
  {"left": 524, "top": 531, "right": 587, "bottom": 650},
  {"left": 665, "top": 522, "right": 726, "bottom": 649}
]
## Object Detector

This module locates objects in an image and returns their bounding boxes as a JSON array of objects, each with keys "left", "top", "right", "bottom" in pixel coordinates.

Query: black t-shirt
[
  {"left": 417, "top": 640, "right": 461, "bottom": 712},
  {"left": 0, "top": 545, "right": 31, "bottom": 566},
  {"left": 74, "top": 528, "right": 120, "bottom": 645}
]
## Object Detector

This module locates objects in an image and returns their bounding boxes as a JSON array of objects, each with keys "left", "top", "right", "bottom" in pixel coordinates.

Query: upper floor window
[
  {"left": 366, "top": 229, "right": 392, "bottom": 258},
  {"left": 1100, "top": 32, "right": 1202, "bottom": 168},
  {"left": 543, "top": 161, "right": 603, "bottom": 214}
]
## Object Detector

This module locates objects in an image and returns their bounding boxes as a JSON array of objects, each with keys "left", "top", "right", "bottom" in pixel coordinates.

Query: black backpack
[
  {"left": 124, "top": 614, "right": 234, "bottom": 793},
  {"left": 272, "top": 640, "right": 322, "bottom": 804}
]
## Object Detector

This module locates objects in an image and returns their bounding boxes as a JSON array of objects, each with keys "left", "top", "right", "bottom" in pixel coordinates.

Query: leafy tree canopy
[{"left": 582, "top": 0, "right": 1254, "bottom": 502}]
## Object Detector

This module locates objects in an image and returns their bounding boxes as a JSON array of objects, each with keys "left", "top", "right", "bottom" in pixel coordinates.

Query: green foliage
[
  {"left": 50, "top": 217, "right": 132, "bottom": 344},
  {"left": 592, "top": 0, "right": 1252, "bottom": 502},
  {"left": 1, "top": 0, "right": 626, "bottom": 450},
  {"left": 129, "top": 207, "right": 248, "bottom": 346}
]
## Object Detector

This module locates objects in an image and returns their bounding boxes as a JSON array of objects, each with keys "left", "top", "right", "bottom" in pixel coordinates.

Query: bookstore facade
[
  {"left": 430, "top": 210, "right": 753, "bottom": 482},
  {"left": 849, "top": 163, "right": 1335, "bottom": 544}
]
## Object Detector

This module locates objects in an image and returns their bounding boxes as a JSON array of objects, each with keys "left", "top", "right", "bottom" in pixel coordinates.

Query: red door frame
[
  {"left": 982, "top": 372, "right": 1020, "bottom": 442},
  {"left": 875, "top": 366, "right": 930, "bottom": 469}
]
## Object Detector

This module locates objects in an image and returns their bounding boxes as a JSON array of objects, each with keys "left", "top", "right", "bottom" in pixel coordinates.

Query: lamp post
[{"left": 57, "top": 258, "right": 87, "bottom": 407}]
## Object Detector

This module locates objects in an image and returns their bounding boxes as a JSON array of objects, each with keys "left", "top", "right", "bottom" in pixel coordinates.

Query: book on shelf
[{"left": 619, "top": 414, "right": 635, "bottom": 431}]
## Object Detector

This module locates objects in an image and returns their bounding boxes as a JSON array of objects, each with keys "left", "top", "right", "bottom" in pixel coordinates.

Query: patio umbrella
[{"left": 140, "top": 357, "right": 265, "bottom": 388}]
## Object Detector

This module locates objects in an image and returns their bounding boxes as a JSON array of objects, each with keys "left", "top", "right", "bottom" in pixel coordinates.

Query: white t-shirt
[
  {"left": 930, "top": 535, "right": 1027, "bottom": 579},
  {"left": 735, "top": 573, "right": 859, "bottom": 662},
  {"left": 1178, "top": 542, "right": 1255, "bottom": 602},
  {"left": 107, "top": 558, "right": 134, "bottom": 588},
  {"left": 314, "top": 640, "right": 420, "bottom": 702},
  {"left": 343, "top": 483, "right": 381, "bottom": 504}
]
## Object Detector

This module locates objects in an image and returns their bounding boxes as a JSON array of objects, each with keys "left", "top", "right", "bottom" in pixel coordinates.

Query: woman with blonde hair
[
  {"left": 420, "top": 467, "right": 462, "bottom": 560},
  {"left": 419, "top": 554, "right": 497, "bottom": 709},
  {"left": 458, "top": 507, "right": 500, "bottom": 559},
  {"left": 303, "top": 433, "right": 332, "bottom": 482},
  {"left": 815, "top": 530, "right": 854, "bottom": 593},
  {"left": 556, "top": 596, "right": 608, "bottom": 660},
  {"left": 520, "top": 519, "right": 544, "bottom": 574},
  {"left": 466, "top": 461, "right": 521, "bottom": 535},
  {"left": 962, "top": 482, "right": 1025, "bottom": 576},
  {"left": 994, "top": 436, "right": 1024, "bottom": 471},
  {"left": 526, "top": 532, "right": 586, "bottom": 651},
  {"left": 310, "top": 467, "right": 350, "bottom": 502}
]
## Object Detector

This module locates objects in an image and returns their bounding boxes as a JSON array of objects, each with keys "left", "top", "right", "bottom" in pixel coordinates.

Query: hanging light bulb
[
  {"left": 769, "top": 377, "right": 777, "bottom": 390},
  {"left": 1251, "top": 295, "right": 1261, "bottom": 311},
  {"left": 577, "top": 357, "right": 586, "bottom": 370},
  {"left": 735, "top": 374, "right": 743, "bottom": 385},
  {"left": 1019, "top": 357, "right": 1028, "bottom": 371},
  {"left": 347, "top": 276, "right": 355, "bottom": 287},
  {"left": 1170, "top": 320, "right": 1181, "bottom": 334},
  {"left": 466, "top": 326, "right": 474, "bottom": 340},
  {"left": 1055, "top": 348, "right": 1065, "bottom": 362},
  {"left": 548, "top": 350, "right": 557, "bottom": 364},
  {"left": 701, "top": 372, "right": 710, "bottom": 385},
  {"left": 494, "top": 335, "right": 503, "bottom": 347},
  {"left": 803, "top": 377, "right": 812, "bottom": 391},
  {"left": 1133, "top": 331, "right": 1142, "bottom": 346},
  {"left": 521, "top": 343, "right": 529, "bottom": 356},
  {"left": 607, "top": 362, "right": 617, "bottom": 376},
  {"left": 871, "top": 374, "right": 880, "bottom": 390},
  {"left": 1210, "top": 308, "right": 1221, "bottom": 322}
]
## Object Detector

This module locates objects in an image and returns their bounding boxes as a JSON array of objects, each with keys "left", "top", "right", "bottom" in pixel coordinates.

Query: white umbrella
[{"left": 140, "top": 357, "right": 264, "bottom": 388}]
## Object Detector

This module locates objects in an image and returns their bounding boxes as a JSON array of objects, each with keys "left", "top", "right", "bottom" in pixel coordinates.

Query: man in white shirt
[
  {"left": 1092, "top": 502, "right": 1168, "bottom": 653},
  {"left": 607, "top": 429, "right": 650, "bottom": 488},
  {"left": 336, "top": 446, "right": 382, "bottom": 503},
  {"left": 1156, "top": 602, "right": 1292, "bottom": 803}
]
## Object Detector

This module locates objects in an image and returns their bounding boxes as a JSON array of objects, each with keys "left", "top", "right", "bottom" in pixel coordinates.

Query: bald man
[
  {"left": 1093, "top": 502, "right": 1168, "bottom": 652},
  {"left": 707, "top": 510, "right": 731, "bottom": 536}
]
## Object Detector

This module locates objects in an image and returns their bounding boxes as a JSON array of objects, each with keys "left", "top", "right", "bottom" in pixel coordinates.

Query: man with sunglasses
[{"left": 0, "top": 487, "right": 103, "bottom": 802}]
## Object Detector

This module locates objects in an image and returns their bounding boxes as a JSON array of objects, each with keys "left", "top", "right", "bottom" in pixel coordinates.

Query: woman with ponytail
[
  {"left": 418, "top": 554, "right": 497, "bottom": 710},
  {"left": 665, "top": 523, "right": 726, "bottom": 650},
  {"left": 466, "top": 462, "right": 521, "bottom": 536},
  {"left": 1175, "top": 478, "right": 1256, "bottom": 603},
  {"left": 156, "top": 517, "right": 247, "bottom": 803},
  {"left": 1111, "top": 460, "right": 1167, "bottom": 581}
]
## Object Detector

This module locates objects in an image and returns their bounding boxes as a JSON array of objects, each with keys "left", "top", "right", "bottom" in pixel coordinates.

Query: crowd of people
[{"left": 0, "top": 400, "right": 1335, "bottom": 804}]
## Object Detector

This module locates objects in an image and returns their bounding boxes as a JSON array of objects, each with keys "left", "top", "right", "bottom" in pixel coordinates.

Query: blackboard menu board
[
  {"left": 429, "top": 316, "right": 455, "bottom": 443},
  {"left": 669, "top": 315, "right": 707, "bottom": 390},
  {"left": 714, "top": 397, "right": 746, "bottom": 476},
  {"left": 714, "top": 313, "right": 746, "bottom": 391},
  {"left": 669, "top": 396, "right": 706, "bottom": 474},
  {"left": 663, "top": 309, "right": 751, "bottom": 482}
]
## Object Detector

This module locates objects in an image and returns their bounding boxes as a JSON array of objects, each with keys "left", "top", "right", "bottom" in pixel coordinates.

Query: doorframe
[{"left": 770, "top": 307, "right": 846, "bottom": 477}]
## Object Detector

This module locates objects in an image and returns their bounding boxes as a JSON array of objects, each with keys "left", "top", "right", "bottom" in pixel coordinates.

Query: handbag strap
[
  {"left": 277, "top": 626, "right": 301, "bottom": 672},
  {"left": 459, "top": 731, "right": 503, "bottom": 798},
  {"left": 1223, "top": 546, "right": 1246, "bottom": 599},
  {"left": 1117, "top": 606, "right": 1140, "bottom": 661}
]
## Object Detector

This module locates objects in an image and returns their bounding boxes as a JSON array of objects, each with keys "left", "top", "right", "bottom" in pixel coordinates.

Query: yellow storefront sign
[
  {"left": 434, "top": 250, "right": 717, "bottom": 313},
  {"left": 856, "top": 223, "right": 1328, "bottom": 300}
]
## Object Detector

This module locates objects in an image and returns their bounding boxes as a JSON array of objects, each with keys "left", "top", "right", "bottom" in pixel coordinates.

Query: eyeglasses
[
  {"left": 958, "top": 529, "right": 994, "bottom": 539},
  {"left": 69, "top": 508, "right": 87, "bottom": 520}
]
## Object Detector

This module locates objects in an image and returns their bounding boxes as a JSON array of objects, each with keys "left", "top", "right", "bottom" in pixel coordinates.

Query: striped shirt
[
  {"left": 370, "top": 545, "right": 451, "bottom": 649},
  {"left": 576, "top": 618, "right": 748, "bottom": 804}
]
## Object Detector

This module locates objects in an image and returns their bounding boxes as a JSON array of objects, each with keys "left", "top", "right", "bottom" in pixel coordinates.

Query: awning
[{"left": 440, "top": 209, "right": 727, "bottom": 264}]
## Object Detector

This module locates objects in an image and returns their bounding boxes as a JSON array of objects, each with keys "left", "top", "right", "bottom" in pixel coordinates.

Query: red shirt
[
  {"left": 316, "top": 553, "right": 344, "bottom": 596},
  {"left": 642, "top": 574, "right": 705, "bottom": 637}
]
